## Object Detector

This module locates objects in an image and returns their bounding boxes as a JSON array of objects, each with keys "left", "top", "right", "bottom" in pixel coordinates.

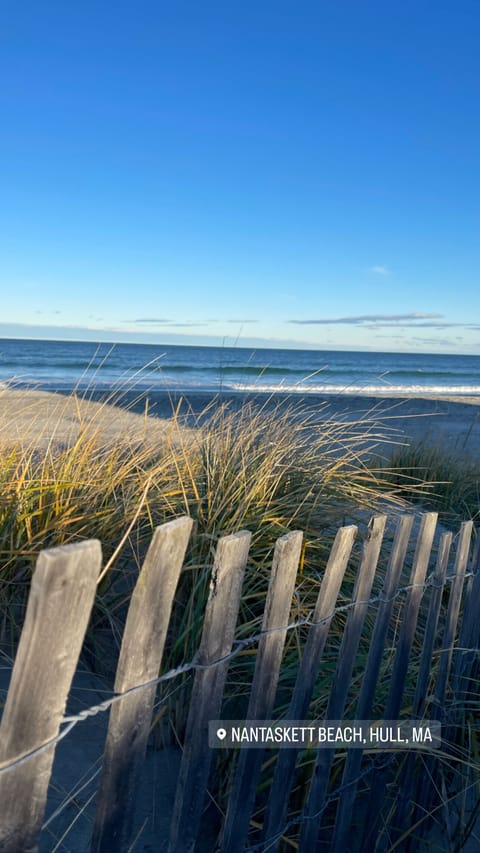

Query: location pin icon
[{"left": 217, "top": 728, "right": 227, "bottom": 741}]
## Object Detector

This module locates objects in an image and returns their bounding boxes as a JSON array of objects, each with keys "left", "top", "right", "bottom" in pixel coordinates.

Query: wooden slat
[
  {"left": 168, "top": 529, "right": 251, "bottom": 853},
  {"left": 359, "top": 512, "right": 438, "bottom": 852},
  {"left": 0, "top": 540, "right": 102, "bottom": 853},
  {"left": 413, "top": 530, "right": 452, "bottom": 717},
  {"left": 277, "top": 516, "right": 386, "bottom": 848},
  {"left": 220, "top": 530, "right": 303, "bottom": 853},
  {"left": 262, "top": 524, "right": 357, "bottom": 852},
  {"left": 433, "top": 520, "right": 472, "bottom": 716},
  {"left": 451, "top": 534, "right": 480, "bottom": 700},
  {"left": 426, "top": 519, "right": 472, "bottom": 761},
  {"left": 413, "top": 520, "right": 473, "bottom": 845},
  {"left": 455, "top": 567, "right": 480, "bottom": 704},
  {"left": 384, "top": 512, "right": 438, "bottom": 717},
  {"left": 392, "top": 531, "right": 452, "bottom": 840},
  {"left": 91, "top": 516, "right": 193, "bottom": 853},
  {"left": 330, "top": 513, "right": 414, "bottom": 853}
]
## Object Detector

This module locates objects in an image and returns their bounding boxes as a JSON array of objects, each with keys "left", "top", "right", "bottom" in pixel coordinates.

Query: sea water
[{"left": 1, "top": 338, "right": 480, "bottom": 396}]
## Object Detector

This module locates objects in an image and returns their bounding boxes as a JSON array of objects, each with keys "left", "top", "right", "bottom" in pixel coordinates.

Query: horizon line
[{"left": 0, "top": 333, "right": 478, "bottom": 359}]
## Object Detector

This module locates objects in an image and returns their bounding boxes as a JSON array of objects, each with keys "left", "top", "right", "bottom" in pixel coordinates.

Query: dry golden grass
[
  {"left": 0, "top": 389, "right": 409, "bottom": 640},
  {"left": 1, "top": 388, "right": 478, "bottom": 850}
]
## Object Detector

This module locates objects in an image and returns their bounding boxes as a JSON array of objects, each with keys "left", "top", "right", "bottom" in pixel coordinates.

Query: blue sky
[{"left": 1, "top": 1, "right": 479, "bottom": 352}]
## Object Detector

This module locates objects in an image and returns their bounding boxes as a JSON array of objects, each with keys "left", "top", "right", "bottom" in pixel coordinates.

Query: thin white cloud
[
  {"left": 370, "top": 321, "right": 480, "bottom": 330},
  {"left": 289, "top": 313, "right": 443, "bottom": 325},
  {"left": 370, "top": 265, "right": 390, "bottom": 275},
  {"left": 410, "top": 337, "right": 454, "bottom": 346},
  {"left": 167, "top": 322, "right": 209, "bottom": 327},
  {"left": 130, "top": 317, "right": 171, "bottom": 324},
  {"left": 126, "top": 318, "right": 207, "bottom": 327}
]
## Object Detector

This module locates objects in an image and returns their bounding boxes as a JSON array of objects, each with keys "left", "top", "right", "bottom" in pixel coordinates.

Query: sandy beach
[
  {"left": 1, "top": 387, "right": 480, "bottom": 460},
  {"left": 0, "top": 388, "right": 175, "bottom": 449}
]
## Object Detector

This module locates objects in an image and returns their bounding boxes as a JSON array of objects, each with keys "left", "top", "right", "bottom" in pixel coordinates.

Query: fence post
[
  {"left": 168, "top": 529, "right": 251, "bottom": 853},
  {"left": 0, "top": 540, "right": 102, "bottom": 853},
  {"left": 91, "top": 516, "right": 193, "bottom": 853}
]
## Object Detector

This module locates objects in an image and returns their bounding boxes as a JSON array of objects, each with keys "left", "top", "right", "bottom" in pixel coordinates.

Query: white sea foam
[{"left": 227, "top": 383, "right": 480, "bottom": 396}]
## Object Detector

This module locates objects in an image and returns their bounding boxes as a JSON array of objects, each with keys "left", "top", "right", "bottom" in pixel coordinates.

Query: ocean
[{"left": 1, "top": 338, "right": 480, "bottom": 397}]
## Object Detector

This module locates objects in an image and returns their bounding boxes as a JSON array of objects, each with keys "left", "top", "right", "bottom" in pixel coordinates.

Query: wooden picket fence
[{"left": 0, "top": 512, "right": 479, "bottom": 852}]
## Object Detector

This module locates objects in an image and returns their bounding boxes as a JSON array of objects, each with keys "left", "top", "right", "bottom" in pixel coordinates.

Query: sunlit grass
[
  {"left": 376, "top": 440, "right": 480, "bottom": 526},
  {"left": 0, "top": 390, "right": 405, "bottom": 629},
  {"left": 1, "top": 386, "right": 478, "bottom": 849},
  {"left": 0, "top": 387, "right": 417, "bottom": 699}
]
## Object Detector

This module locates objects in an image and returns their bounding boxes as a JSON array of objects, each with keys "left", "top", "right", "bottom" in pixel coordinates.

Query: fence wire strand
[{"left": 0, "top": 566, "right": 476, "bottom": 779}]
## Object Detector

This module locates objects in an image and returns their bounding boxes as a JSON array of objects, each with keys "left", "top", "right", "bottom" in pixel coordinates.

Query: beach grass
[
  {"left": 0, "top": 388, "right": 418, "bottom": 719},
  {"left": 376, "top": 439, "right": 480, "bottom": 525},
  {"left": 0, "top": 387, "right": 478, "bottom": 849}
]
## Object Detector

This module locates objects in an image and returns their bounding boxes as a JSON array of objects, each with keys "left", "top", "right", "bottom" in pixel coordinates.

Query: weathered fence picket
[
  {"left": 412, "top": 520, "right": 474, "bottom": 842},
  {"left": 360, "top": 512, "right": 438, "bottom": 851},
  {"left": 167, "top": 529, "right": 251, "bottom": 853},
  {"left": 263, "top": 523, "right": 358, "bottom": 851},
  {"left": 0, "top": 540, "right": 102, "bottom": 853},
  {"left": 91, "top": 516, "right": 193, "bottom": 853},
  {"left": 263, "top": 515, "right": 385, "bottom": 853},
  {"left": 392, "top": 529, "right": 452, "bottom": 841},
  {"left": 435, "top": 520, "right": 473, "bottom": 717},
  {"left": 413, "top": 529, "right": 453, "bottom": 718},
  {"left": 330, "top": 513, "right": 415, "bottom": 853},
  {"left": 451, "top": 530, "right": 480, "bottom": 701},
  {"left": 220, "top": 530, "right": 303, "bottom": 853},
  {"left": 0, "top": 512, "right": 478, "bottom": 853}
]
